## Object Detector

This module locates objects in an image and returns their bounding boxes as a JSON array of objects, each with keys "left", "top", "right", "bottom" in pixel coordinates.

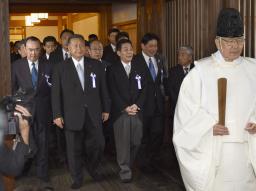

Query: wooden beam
[
  {"left": 10, "top": 20, "right": 58, "bottom": 27},
  {"left": 9, "top": 3, "right": 111, "bottom": 13},
  {"left": 10, "top": 13, "right": 68, "bottom": 16},
  {"left": 72, "top": 13, "right": 98, "bottom": 23}
]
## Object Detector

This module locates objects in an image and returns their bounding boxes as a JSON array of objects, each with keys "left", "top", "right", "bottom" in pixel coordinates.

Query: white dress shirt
[
  {"left": 27, "top": 59, "right": 39, "bottom": 74},
  {"left": 62, "top": 48, "right": 70, "bottom": 60},
  {"left": 110, "top": 44, "right": 116, "bottom": 52}
]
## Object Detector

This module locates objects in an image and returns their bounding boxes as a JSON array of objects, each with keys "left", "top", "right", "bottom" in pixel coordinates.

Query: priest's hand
[
  {"left": 213, "top": 124, "right": 229, "bottom": 136},
  {"left": 54, "top": 117, "right": 64, "bottom": 129},
  {"left": 245, "top": 123, "right": 256, "bottom": 134}
]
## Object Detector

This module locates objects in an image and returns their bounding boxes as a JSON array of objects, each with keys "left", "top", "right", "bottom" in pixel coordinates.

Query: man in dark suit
[
  {"left": 88, "top": 39, "right": 110, "bottom": 68},
  {"left": 134, "top": 33, "right": 168, "bottom": 172},
  {"left": 49, "top": 29, "right": 74, "bottom": 65},
  {"left": 166, "top": 46, "right": 194, "bottom": 122},
  {"left": 107, "top": 39, "right": 147, "bottom": 183},
  {"left": 102, "top": 28, "right": 120, "bottom": 65},
  {"left": 40, "top": 36, "right": 57, "bottom": 63},
  {"left": 51, "top": 34, "right": 110, "bottom": 189},
  {"left": 11, "top": 36, "right": 52, "bottom": 186},
  {"left": 48, "top": 29, "right": 74, "bottom": 165}
]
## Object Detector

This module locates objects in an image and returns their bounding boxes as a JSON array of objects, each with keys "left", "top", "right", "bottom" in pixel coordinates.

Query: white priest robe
[{"left": 173, "top": 51, "right": 256, "bottom": 191}]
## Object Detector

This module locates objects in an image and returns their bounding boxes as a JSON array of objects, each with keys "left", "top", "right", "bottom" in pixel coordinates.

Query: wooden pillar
[
  {"left": 0, "top": 1, "right": 14, "bottom": 191},
  {"left": 0, "top": 0, "right": 11, "bottom": 97},
  {"left": 98, "top": 4, "right": 112, "bottom": 45},
  {"left": 137, "top": 0, "right": 165, "bottom": 53},
  {"left": 67, "top": 13, "right": 73, "bottom": 30},
  {"left": 57, "top": 16, "right": 63, "bottom": 42}
]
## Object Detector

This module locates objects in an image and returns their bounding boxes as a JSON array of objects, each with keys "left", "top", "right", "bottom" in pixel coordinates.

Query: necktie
[
  {"left": 76, "top": 63, "right": 84, "bottom": 90},
  {"left": 31, "top": 63, "right": 38, "bottom": 89},
  {"left": 124, "top": 64, "right": 131, "bottom": 77},
  {"left": 148, "top": 57, "right": 156, "bottom": 81},
  {"left": 184, "top": 67, "right": 189, "bottom": 75},
  {"left": 65, "top": 52, "right": 69, "bottom": 60}
]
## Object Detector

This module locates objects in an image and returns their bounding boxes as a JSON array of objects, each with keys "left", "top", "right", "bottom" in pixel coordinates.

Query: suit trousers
[
  {"left": 33, "top": 120, "right": 49, "bottom": 181},
  {"left": 113, "top": 113, "right": 143, "bottom": 180},
  {"left": 138, "top": 112, "right": 164, "bottom": 167},
  {"left": 65, "top": 109, "right": 105, "bottom": 184}
]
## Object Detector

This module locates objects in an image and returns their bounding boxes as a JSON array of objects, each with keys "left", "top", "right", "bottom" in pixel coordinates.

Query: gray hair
[{"left": 177, "top": 46, "right": 193, "bottom": 55}]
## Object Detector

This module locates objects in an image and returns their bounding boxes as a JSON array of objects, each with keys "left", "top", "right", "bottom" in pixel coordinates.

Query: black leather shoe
[
  {"left": 89, "top": 171, "right": 103, "bottom": 182},
  {"left": 121, "top": 178, "right": 132, "bottom": 183},
  {"left": 71, "top": 181, "right": 82, "bottom": 189}
]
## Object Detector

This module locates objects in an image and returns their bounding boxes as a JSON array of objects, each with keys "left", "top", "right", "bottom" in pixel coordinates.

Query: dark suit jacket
[
  {"left": 166, "top": 63, "right": 194, "bottom": 117},
  {"left": 102, "top": 44, "right": 119, "bottom": 65},
  {"left": 107, "top": 60, "right": 147, "bottom": 122},
  {"left": 0, "top": 143, "right": 29, "bottom": 190},
  {"left": 10, "top": 53, "right": 21, "bottom": 63},
  {"left": 133, "top": 53, "right": 168, "bottom": 116},
  {"left": 49, "top": 45, "right": 64, "bottom": 66},
  {"left": 51, "top": 57, "right": 111, "bottom": 131},
  {"left": 11, "top": 58, "right": 52, "bottom": 124}
]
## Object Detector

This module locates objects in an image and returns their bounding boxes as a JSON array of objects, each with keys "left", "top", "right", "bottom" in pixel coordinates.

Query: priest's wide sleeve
[{"left": 173, "top": 67, "right": 217, "bottom": 191}]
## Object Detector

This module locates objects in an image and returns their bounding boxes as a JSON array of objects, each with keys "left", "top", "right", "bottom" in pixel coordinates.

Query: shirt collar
[
  {"left": 183, "top": 64, "right": 191, "bottom": 70},
  {"left": 121, "top": 60, "right": 131, "bottom": 68},
  {"left": 27, "top": 59, "right": 39, "bottom": 66},
  {"left": 72, "top": 56, "right": 84, "bottom": 69},
  {"left": 110, "top": 44, "right": 116, "bottom": 52},
  {"left": 62, "top": 48, "right": 70, "bottom": 56},
  {"left": 142, "top": 51, "right": 153, "bottom": 64},
  {"left": 46, "top": 53, "right": 50, "bottom": 60}
]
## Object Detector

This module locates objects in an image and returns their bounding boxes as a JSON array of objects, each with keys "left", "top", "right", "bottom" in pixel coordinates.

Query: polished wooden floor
[{"left": 15, "top": 145, "right": 185, "bottom": 191}]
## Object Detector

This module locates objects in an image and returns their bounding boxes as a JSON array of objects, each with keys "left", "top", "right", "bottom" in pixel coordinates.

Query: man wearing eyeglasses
[
  {"left": 173, "top": 8, "right": 256, "bottom": 191},
  {"left": 88, "top": 40, "right": 111, "bottom": 69}
]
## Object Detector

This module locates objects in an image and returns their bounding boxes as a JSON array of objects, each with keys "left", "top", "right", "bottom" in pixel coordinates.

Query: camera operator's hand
[
  {"left": 54, "top": 117, "right": 64, "bottom": 129},
  {"left": 14, "top": 105, "right": 31, "bottom": 145}
]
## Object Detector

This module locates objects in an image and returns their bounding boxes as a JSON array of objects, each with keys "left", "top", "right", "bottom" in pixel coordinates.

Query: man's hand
[
  {"left": 245, "top": 123, "right": 256, "bottom": 134},
  {"left": 213, "top": 124, "right": 229, "bottom": 136},
  {"left": 14, "top": 105, "right": 31, "bottom": 145},
  {"left": 130, "top": 104, "right": 140, "bottom": 113},
  {"left": 102, "top": 112, "right": 109, "bottom": 122},
  {"left": 124, "top": 106, "right": 137, "bottom": 116},
  {"left": 54, "top": 117, "right": 64, "bottom": 129}
]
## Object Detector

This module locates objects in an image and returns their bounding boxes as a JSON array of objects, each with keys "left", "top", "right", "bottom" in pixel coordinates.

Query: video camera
[{"left": 0, "top": 89, "right": 34, "bottom": 135}]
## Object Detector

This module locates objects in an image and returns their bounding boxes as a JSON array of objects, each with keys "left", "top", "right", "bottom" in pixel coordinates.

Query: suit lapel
[
  {"left": 117, "top": 61, "right": 130, "bottom": 86},
  {"left": 84, "top": 58, "right": 92, "bottom": 92},
  {"left": 37, "top": 61, "right": 45, "bottom": 90},
  {"left": 140, "top": 53, "right": 154, "bottom": 82},
  {"left": 22, "top": 59, "right": 34, "bottom": 89},
  {"left": 69, "top": 58, "right": 84, "bottom": 92}
]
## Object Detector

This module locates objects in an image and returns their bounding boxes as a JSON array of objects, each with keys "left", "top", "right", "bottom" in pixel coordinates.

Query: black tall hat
[{"left": 216, "top": 8, "right": 244, "bottom": 37}]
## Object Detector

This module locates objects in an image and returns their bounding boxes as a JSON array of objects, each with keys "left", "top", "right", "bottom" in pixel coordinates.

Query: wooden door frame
[{"left": 9, "top": 2, "right": 112, "bottom": 45}]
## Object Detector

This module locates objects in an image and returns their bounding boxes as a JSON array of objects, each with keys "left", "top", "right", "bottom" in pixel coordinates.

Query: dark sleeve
[
  {"left": 168, "top": 70, "right": 178, "bottom": 104},
  {"left": 165, "top": 70, "right": 172, "bottom": 97},
  {"left": 51, "top": 64, "right": 63, "bottom": 119},
  {"left": 0, "top": 143, "right": 29, "bottom": 176},
  {"left": 11, "top": 62, "right": 18, "bottom": 94},
  {"left": 161, "top": 57, "right": 169, "bottom": 96},
  {"left": 99, "top": 64, "right": 111, "bottom": 113},
  {"left": 106, "top": 67, "right": 128, "bottom": 112}
]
